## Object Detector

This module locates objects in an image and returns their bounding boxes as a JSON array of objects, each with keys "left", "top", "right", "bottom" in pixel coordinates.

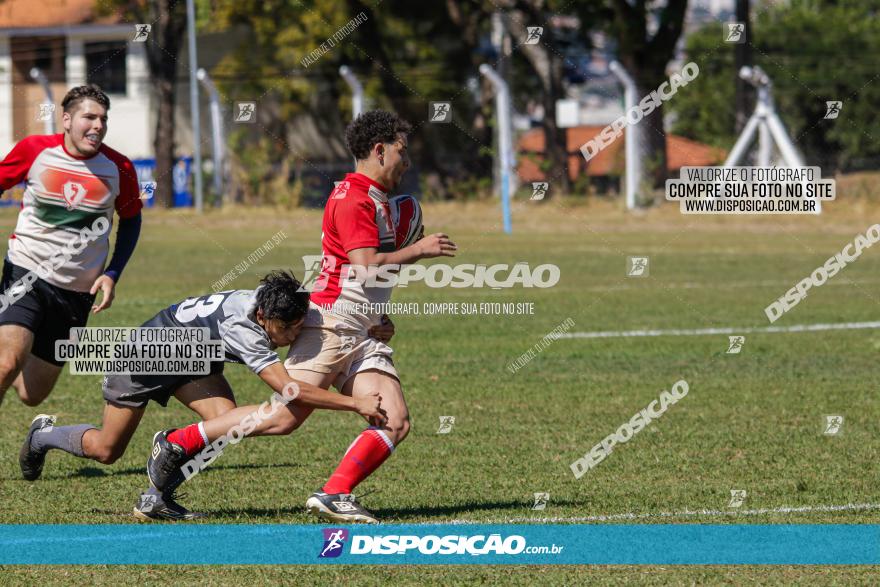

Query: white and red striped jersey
[{"left": 0, "top": 134, "right": 142, "bottom": 292}]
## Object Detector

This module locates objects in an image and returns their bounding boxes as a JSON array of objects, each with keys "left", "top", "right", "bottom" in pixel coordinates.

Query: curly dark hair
[
  {"left": 61, "top": 85, "right": 111, "bottom": 114},
  {"left": 255, "top": 270, "right": 310, "bottom": 323},
  {"left": 345, "top": 110, "right": 412, "bottom": 160}
]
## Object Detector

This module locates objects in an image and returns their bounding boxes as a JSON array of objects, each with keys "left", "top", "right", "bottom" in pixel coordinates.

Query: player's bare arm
[
  {"left": 347, "top": 232, "right": 457, "bottom": 269},
  {"left": 257, "top": 362, "right": 383, "bottom": 421}
]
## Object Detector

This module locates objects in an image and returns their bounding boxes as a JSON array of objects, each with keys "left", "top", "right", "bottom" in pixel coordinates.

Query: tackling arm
[{"left": 259, "top": 362, "right": 382, "bottom": 419}]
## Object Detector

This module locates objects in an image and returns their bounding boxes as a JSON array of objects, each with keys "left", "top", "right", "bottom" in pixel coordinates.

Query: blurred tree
[
  {"left": 607, "top": 0, "right": 688, "bottom": 190},
  {"left": 443, "top": 1, "right": 613, "bottom": 199},
  {"left": 667, "top": 25, "right": 736, "bottom": 150},
  {"left": 493, "top": 1, "right": 577, "bottom": 195},
  {"left": 482, "top": 0, "right": 685, "bottom": 197},
  {"left": 101, "top": 0, "right": 188, "bottom": 208},
  {"left": 206, "top": 0, "right": 492, "bottom": 200},
  {"left": 670, "top": 0, "right": 880, "bottom": 172},
  {"left": 199, "top": 0, "right": 688, "bottom": 201},
  {"left": 734, "top": 0, "right": 753, "bottom": 133}
]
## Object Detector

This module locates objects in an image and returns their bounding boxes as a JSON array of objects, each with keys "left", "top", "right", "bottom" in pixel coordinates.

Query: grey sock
[{"left": 33, "top": 424, "right": 97, "bottom": 457}]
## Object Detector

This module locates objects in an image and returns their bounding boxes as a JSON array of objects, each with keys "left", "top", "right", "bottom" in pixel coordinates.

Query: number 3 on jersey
[{"left": 175, "top": 294, "right": 226, "bottom": 323}]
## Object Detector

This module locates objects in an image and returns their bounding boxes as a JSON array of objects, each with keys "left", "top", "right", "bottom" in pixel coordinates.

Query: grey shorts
[{"left": 102, "top": 362, "right": 225, "bottom": 409}]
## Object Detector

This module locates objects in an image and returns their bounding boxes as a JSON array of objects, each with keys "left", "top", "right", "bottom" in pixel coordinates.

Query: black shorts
[
  {"left": 0, "top": 259, "right": 96, "bottom": 366},
  {"left": 101, "top": 311, "right": 226, "bottom": 408}
]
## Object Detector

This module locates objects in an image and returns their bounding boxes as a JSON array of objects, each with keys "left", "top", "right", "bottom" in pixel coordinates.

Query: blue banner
[
  {"left": 0, "top": 524, "right": 876, "bottom": 565},
  {"left": 132, "top": 157, "right": 193, "bottom": 208}
]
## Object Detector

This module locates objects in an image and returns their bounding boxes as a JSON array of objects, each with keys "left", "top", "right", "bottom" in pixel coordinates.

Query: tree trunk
[
  {"left": 734, "top": 0, "right": 753, "bottom": 133},
  {"left": 541, "top": 53, "right": 572, "bottom": 195},
  {"left": 503, "top": 8, "right": 571, "bottom": 197},
  {"left": 144, "top": 0, "right": 187, "bottom": 208},
  {"left": 612, "top": 0, "right": 687, "bottom": 198},
  {"left": 154, "top": 75, "right": 175, "bottom": 207},
  {"left": 634, "top": 74, "right": 668, "bottom": 190}
]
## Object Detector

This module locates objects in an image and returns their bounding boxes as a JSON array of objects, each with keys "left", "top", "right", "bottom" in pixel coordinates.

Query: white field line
[
  {"left": 581, "top": 278, "right": 880, "bottom": 293},
  {"left": 439, "top": 502, "right": 880, "bottom": 525},
  {"left": 559, "top": 321, "right": 880, "bottom": 340}
]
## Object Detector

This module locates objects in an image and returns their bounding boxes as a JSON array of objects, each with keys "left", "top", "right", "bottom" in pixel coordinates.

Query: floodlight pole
[
  {"left": 339, "top": 66, "right": 364, "bottom": 120},
  {"left": 479, "top": 64, "right": 513, "bottom": 234},
  {"left": 197, "top": 68, "right": 225, "bottom": 204},
  {"left": 29, "top": 68, "right": 55, "bottom": 134},
  {"left": 725, "top": 66, "right": 805, "bottom": 168},
  {"left": 609, "top": 61, "right": 640, "bottom": 210},
  {"left": 186, "top": 0, "right": 203, "bottom": 213},
  {"left": 723, "top": 66, "right": 817, "bottom": 212},
  {"left": 757, "top": 87, "right": 772, "bottom": 167}
]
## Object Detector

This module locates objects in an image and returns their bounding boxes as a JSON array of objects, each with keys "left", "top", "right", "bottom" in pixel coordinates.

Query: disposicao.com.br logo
[
  {"left": 299, "top": 255, "right": 560, "bottom": 291},
  {"left": 318, "top": 531, "right": 564, "bottom": 557},
  {"left": 319, "top": 528, "right": 349, "bottom": 558}
]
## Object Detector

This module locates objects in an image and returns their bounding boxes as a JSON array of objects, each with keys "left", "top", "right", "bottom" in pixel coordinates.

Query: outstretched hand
[{"left": 416, "top": 233, "right": 457, "bottom": 258}]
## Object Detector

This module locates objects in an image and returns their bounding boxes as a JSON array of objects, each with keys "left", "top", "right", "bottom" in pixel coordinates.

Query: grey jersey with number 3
[{"left": 150, "top": 288, "right": 279, "bottom": 374}]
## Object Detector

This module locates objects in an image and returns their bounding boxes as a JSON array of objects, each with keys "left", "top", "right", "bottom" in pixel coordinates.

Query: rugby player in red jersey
[
  {"left": 145, "top": 111, "right": 456, "bottom": 522},
  {"left": 0, "top": 85, "right": 142, "bottom": 408}
]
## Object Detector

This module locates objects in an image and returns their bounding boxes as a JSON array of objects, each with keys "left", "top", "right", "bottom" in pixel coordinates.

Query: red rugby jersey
[{"left": 306, "top": 172, "right": 396, "bottom": 331}]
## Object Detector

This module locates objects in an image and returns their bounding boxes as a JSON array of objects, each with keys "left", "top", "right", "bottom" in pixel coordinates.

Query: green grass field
[{"left": 0, "top": 198, "right": 878, "bottom": 584}]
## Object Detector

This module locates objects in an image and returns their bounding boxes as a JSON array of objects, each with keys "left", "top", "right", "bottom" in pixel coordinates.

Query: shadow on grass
[
  {"left": 40, "top": 461, "right": 302, "bottom": 480},
  {"left": 373, "top": 498, "right": 584, "bottom": 520},
  {"left": 203, "top": 498, "right": 584, "bottom": 521}
]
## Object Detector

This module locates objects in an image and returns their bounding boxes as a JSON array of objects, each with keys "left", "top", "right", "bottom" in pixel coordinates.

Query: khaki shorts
[{"left": 283, "top": 326, "right": 398, "bottom": 391}]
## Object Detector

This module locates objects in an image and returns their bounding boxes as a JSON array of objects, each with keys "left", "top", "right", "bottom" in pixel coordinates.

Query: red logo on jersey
[
  {"left": 62, "top": 180, "right": 88, "bottom": 209},
  {"left": 40, "top": 165, "right": 112, "bottom": 208},
  {"left": 332, "top": 181, "right": 350, "bottom": 199}
]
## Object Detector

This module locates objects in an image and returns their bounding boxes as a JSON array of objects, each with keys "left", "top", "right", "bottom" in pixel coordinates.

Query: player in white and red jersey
[
  {"left": 142, "top": 111, "right": 456, "bottom": 523},
  {"left": 0, "top": 85, "right": 143, "bottom": 408}
]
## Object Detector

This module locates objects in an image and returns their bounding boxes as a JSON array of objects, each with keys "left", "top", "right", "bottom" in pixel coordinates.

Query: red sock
[
  {"left": 166, "top": 423, "right": 207, "bottom": 456},
  {"left": 322, "top": 427, "right": 394, "bottom": 494}
]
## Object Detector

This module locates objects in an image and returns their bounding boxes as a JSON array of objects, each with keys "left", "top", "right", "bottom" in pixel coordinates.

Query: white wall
[
  {"left": 1, "top": 25, "right": 245, "bottom": 161},
  {"left": 66, "top": 30, "right": 153, "bottom": 160},
  {"left": 0, "top": 36, "right": 14, "bottom": 157}
]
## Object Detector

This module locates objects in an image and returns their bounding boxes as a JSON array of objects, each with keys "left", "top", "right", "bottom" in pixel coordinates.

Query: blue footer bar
[{"left": 0, "top": 524, "right": 877, "bottom": 565}]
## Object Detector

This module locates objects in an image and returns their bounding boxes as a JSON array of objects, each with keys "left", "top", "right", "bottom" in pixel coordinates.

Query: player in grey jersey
[{"left": 18, "top": 271, "right": 389, "bottom": 518}]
